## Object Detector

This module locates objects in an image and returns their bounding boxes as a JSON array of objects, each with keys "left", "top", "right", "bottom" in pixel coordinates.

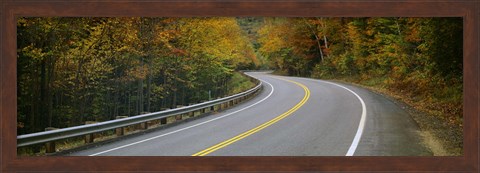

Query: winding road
[{"left": 68, "top": 72, "right": 431, "bottom": 156}]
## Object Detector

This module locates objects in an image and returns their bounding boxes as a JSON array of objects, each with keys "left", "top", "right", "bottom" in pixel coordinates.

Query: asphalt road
[{"left": 68, "top": 72, "right": 431, "bottom": 156}]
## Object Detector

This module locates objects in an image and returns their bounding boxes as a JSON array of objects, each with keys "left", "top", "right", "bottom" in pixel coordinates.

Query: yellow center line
[{"left": 191, "top": 77, "right": 311, "bottom": 156}]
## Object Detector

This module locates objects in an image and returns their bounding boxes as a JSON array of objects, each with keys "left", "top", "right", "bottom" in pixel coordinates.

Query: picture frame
[{"left": 1, "top": 0, "right": 479, "bottom": 172}]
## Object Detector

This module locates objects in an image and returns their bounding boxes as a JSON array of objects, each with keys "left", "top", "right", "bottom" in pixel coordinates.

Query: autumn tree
[{"left": 17, "top": 17, "right": 258, "bottom": 135}]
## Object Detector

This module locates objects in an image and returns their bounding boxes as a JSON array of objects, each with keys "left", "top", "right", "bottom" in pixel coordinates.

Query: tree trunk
[
  {"left": 302, "top": 18, "right": 324, "bottom": 62},
  {"left": 161, "top": 70, "right": 167, "bottom": 109},
  {"left": 138, "top": 78, "right": 144, "bottom": 114},
  {"left": 114, "top": 90, "right": 119, "bottom": 117},
  {"left": 323, "top": 35, "right": 329, "bottom": 49},
  {"left": 39, "top": 59, "right": 48, "bottom": 132},
  {"left": 127, "top": 91, "right": 131, "bottom": 116},
  {"left": 172, "top": 72, "right": 177, "bottom": 109},
  {"left": 146, "top": 62, "right": 152, "bottom": 112},
  {"left": 28, "top": 77, "right": 37, "bottom": 133},
  {"left": 47, "top": 58, "right": 55, "bottom": 127}
]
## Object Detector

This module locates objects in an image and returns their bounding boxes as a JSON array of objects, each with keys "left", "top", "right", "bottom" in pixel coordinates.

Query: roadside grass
[
  {"left": 18, "top": 130, "right": 117, "bottom": 156},
  {"left": 227, "top": 72, "right": 256, "bottom": 95}
]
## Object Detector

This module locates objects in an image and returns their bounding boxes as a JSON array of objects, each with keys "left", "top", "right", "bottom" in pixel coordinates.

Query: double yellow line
[{"left": 192, "top": 77, "right": 311, "bottom": 156}]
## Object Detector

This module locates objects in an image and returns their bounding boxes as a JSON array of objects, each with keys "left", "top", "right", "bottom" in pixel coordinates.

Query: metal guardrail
[{"left": 17, "top": 73, "right": 262, "bottom": 148}]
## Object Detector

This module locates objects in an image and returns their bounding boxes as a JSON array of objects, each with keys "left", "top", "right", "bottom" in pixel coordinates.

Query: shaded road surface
[{"left": 68, "top": 72, "right": 431, "bottom": 156}]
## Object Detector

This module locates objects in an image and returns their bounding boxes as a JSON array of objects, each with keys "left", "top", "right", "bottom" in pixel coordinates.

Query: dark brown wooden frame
[{"left": 1, "top": 0, "right": 478, "bottom": 172}]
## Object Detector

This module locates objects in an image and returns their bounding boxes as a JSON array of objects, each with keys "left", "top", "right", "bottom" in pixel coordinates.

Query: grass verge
[{"left": 227, "top": 72, "right": 257, "bottom": 95}]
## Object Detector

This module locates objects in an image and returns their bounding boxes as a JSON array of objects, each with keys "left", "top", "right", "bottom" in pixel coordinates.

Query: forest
[
  {"left": 18, "top": 17, "right": 463, "bottom": 153},
  {"left": 256, "top": 17, "right": 463, "bottom": 153},
  {"left": 256, "top": 17, "right": 462, "bottom": 123},
  {"left": 17, "top": 17, "right": 258, "bottom": 135}
]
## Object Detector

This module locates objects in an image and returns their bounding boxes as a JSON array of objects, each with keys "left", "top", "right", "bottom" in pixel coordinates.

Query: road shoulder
[{"left": 328, "top": 79, "right": 460, "bottom": 156}]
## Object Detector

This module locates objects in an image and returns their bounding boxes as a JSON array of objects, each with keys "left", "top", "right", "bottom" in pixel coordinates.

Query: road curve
[{"left": 68, "top": 72, "right": 431, "bottom": 156}]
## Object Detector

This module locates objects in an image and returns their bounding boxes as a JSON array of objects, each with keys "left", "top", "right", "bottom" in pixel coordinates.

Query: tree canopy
[
  {"left": 17, "top": 17, "right": 463, "bottom": 144},
  {"left": 257, "top": 17, "right": 463, "bottom": 139},
  {"left": 17, "top": 17, "right": 258, "bottom": 134}
]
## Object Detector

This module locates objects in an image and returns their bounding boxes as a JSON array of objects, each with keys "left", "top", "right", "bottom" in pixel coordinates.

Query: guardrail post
[
  {"left": 160, "top": 108, "right": 169, "bottom": 124},
  {"left": 188, "top": 103, "right": 195, "bottom": 118},
  {"left": 215, "top": 97, "right": 221, "bottom": 111},
  {"left": 140, "top": 121, "right": 149, "bottom": 130},
  {"left": 84, "top": 121, "right": 97, "bottom": 143},
  {"left": 115, "top": 116, "right": 128, "bottom": 136},
  {"left": 139, "top": 112, "right": 150, "bottom": 130},
  {"left": 176, "top": 105, "right": 184, "bottom": 120},
  {"left": 204, "top": 106, "right": 210, "bottom": 113},
  {"left": 44, "top": 127, "right": 58, "bottom": 153}
]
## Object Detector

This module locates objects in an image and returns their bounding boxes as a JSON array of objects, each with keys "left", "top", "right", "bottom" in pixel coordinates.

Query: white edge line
[
  {"left": 302, "top": 78, "right": 367, "bottom": 156},
  {"left": 88, "top": 78, "right": 275, "bottom": 156}
]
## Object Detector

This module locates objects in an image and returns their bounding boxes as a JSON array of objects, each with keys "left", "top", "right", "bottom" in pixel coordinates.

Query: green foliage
[
  {"left": 17, "top": 17, "right": 258, "bottom": 134},
  {"left": 16, "top": 17, "right": 464, "bottom": 152},
  {"left": 258, "top": 17, "right": 463, "bottom": 128},
  {"left": 226, "top": 72, "right": 256, "bottom": 95}
]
